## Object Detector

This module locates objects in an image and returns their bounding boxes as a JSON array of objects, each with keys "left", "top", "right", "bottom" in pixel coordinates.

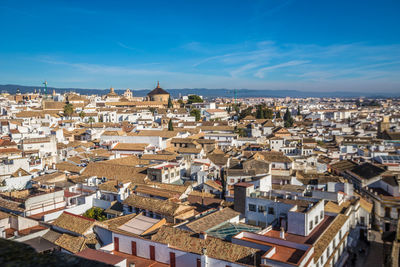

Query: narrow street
[{"left": 354, "top": 230, "right": 384, "bottom": 267}]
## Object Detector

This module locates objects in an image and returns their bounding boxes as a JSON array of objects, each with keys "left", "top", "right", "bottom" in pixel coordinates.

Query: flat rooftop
[
  {"left": 241, "top": 236, "right": 306, "bottom": 264},
  {"left": 263, "top": 215, "right": 335, "bottom": 245}
]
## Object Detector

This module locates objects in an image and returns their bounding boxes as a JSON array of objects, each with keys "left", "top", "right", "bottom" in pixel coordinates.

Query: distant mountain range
[{"left": 0, "top": 84, "right": 398, "bottom": 99}]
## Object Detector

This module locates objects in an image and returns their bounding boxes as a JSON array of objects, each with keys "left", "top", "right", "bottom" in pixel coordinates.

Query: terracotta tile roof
[
  {"left": 123, "top": 194, "right": 194, "bottom": 217},
  {"left": 347, "top": 162, "right": 386, "bottom": 180},
  {"left": 98, "top": 180, "right": 128, "bottom": 193},
  {"left": 56, "top": 162, "right": 83, "bottom": 173},
  {"left": 141, "top": 153, "right": 178, "bottom": 161},
  {"left": 204, "top": 180, "right": 222, "bottom": 191},
  {"left": 129, "top": 129, "right": 179, "bottom": 138},
  {"left": 0, "top": 197, "right": 24, "bottom": 212},
  {"left": 134, "top": 185, "right": 181, "bottom": 199},
  {"left": 76, "top": 248, "right": 125, "bottom": 265},
  {"left": 313, "top": 214, "right": 348, "bottom": 262},
  {"left": 101, "top": 155, "right": 149, "bottom": 166},
  {"left": 0, "top": 139, "right": 17, "bottom": 147},
  {"left": 355, "top": 193, "right": 373, "bottom": 213},
  {"left": 152, "top": 226, "right": 259, "bottom": 264},
  {"left": 177, "top": 147, "right": 202, "bottom": 154},
  {"left": 185, "top": 208, "right": 240, "bottom": 233},
  {"left": 145, "top": 182, "right": 191, "bottom": 194},
  {"left": 10, "top": 168, "right": 31, "bottom": 177},
  {"left": 199, "top": 125, "right": 235, "bottom": 132},
  {"left": 112, "top": 143, "right": 149, "bottom": 151},
  {"left": 52, "top": 212, "right": 95, "bottom": 235},
  {"left": 0, "top": 148, "right": 21, "bottom": 155},
  {"left": 54, "top": 233, "right": 86, "bottom": 253},
  {"left": 246, "top": 151, "right": 292, "bottom": 163},
  {"left": 101, "top": 213, "right": 137, "bottom": 230},
  {"left": 206, "top": 152, "right": 229, "bottom": 166},
  {"left": 329, "top": 160, "right": 357, "bottom": 172},
  {"left": 324, "top": 201, "right": 346, "bottom": 214},
  {"left": 0, "top": 210, "right": 11, "bottom": 220},
  {"left": 81, "top": 162, "right": 147, "bottom": 182}
]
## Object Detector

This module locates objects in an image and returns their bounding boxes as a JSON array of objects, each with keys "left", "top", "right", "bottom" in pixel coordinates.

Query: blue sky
[{"left": 1, "top": 0, "right": 400, "bottom": 92}]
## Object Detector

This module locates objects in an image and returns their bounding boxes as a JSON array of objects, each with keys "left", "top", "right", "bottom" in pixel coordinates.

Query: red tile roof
[{"left": 76, "top": 248, "right": 125, "bottom": 265}]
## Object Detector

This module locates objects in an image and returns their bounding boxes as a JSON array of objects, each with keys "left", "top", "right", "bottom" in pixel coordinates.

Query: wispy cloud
[
  {"left": 254, "top": 60, "right": 309, "bottom": 78},
  {"left": 116, "top": 42, "right": 137, "bottom": 51},
  {"left": 31, "top": 40, "right": 400, "bottom": 92}
]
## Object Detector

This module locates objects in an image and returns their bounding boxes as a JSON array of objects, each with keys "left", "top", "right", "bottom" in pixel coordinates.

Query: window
[
  {"left": 258, "top": 205, "right": 266, "bottom": 213},
  {"left": 248, "top": 204, "right": 257, "bottom": 212},
  {"left": 320, "top": 210, "right": 324, "bottom": 219},
  {"left": 309, "top": 221, "right": 313, "bottom": 230},
  {"left": 315, "top": 215, "right": 318, "bottom": 225},
  {"left": 268, "top": 207, "right": 274, "bottom": 215},
  {"left": 114, "top": 237, "right": 119, "bottom": 252},
  {"left": 327, "top": 247, "right": 330, "bottom": 258},
  {"left": 385, "top": 207, "right": 391, "bottom": 218},
  {"left": 131, "top": 241, "right": 137, "bottom": 256},
  {"left": 197, "top": 259, "right": 201, "bottom": 267},
  {"left": 248, "top": 220, "right": 257, "bottom": 226},
  {"left": 360, "top": 216, "right": 365, "bottom": 226},
  {"left": 170, "top": 252, "right": 176, "bottom": 267},
  {"left": 150, "top": 245, "right": 155, "bottom": 260},
  {"left": 339, "top": 230, "right": 342, "bottom": 240}
]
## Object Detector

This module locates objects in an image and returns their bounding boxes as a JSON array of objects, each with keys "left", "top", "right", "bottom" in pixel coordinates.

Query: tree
[
  {"left": 227, "top": 105, "right": 231, "bottom": 113},
  {"left": 63, "top": 103, "right": 74, "bottom": 118},
  {"left": 168, "top": 119, "right": 174, "bottom": 131},
  {"left": 263, "top": 108, "right": 273, "bottom": 119},
  {"left": 88, "top": 116, "right": 95, "bottom": 128},
  {"left": 297, "top": 105, "right": 301, "bottom": 116},
  {"left": 79, "top": 111, "right": 86, "bottom": 120},
  {"left": 83, "top": 207, "right": 106, "bottom": 221},
  {"left": 283, "top": 108, "right": 294, "bottom": 128},
  {"left": 235, "top": 127, "right": 248, "bottom": 137},
  {"left": 239, "top": 107, "right": 253, "bottom": 120},
  {"left": 187, "top": 95, "right": 203, "bottom": 104},
  {"left": 256, "top": 105, "right": 264, "bottom": 119},
  {"left": 168, "top": 96, "right": 173, "bottom": 108},
  {"left": 148, "top": 107, "right": 156, "bottom": 115},
  {"left": 275, "top": 111, "right": 281, "bottom": 119},
  {"left": 233, "top": 104, "right": 240, "bottom": 114},
  {"left": 283, "top": 108, "right": 290, "bottom": 121},
  {"left": 190, "top": 109, "right": 201, "bottom": 121}
]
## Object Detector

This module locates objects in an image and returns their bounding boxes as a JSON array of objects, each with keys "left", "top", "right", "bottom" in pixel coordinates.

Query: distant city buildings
[{"left": 0, "top": 84, "right": 399, "bottom": 266}]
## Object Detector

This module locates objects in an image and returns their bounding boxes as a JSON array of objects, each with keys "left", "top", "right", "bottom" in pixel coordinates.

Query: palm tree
[
  {"left": 88, "top": 116, "right": 95, "bottom": 128},
  {"left": 63, "top": 103, "right": 74, "bottom": 118},
  {"left": 79, "top": 111, "right": 86, "bottom": 121}
]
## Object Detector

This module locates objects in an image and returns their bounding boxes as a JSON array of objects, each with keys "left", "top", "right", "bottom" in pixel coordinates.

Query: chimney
[
  {"left": 200, "top": 232, "right": 208, "bottom": 240},
  {"left": 280, "top": 227, "right": 285, "bottom": 239}
]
